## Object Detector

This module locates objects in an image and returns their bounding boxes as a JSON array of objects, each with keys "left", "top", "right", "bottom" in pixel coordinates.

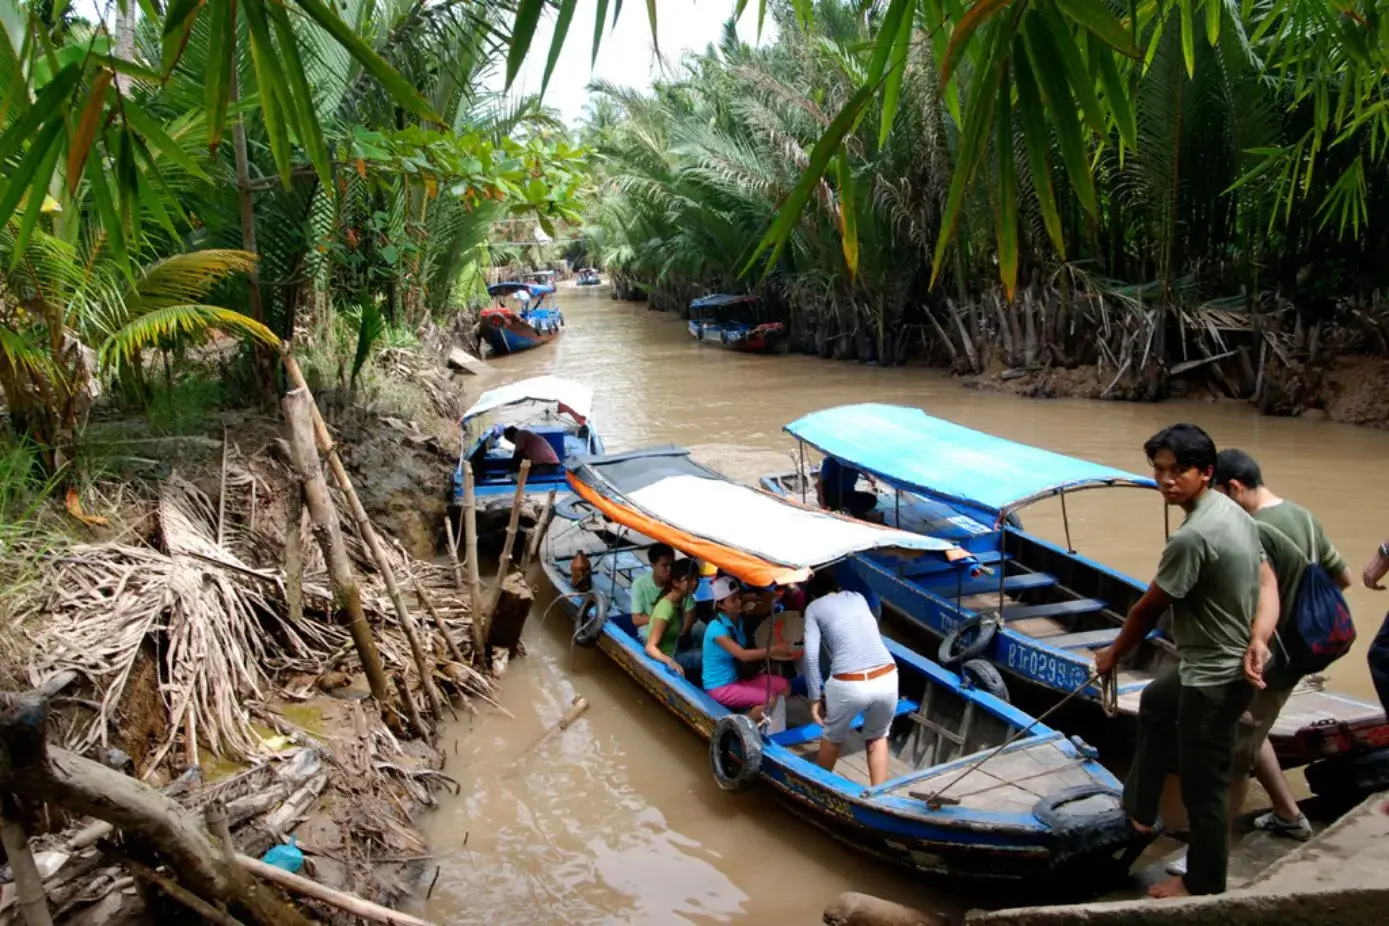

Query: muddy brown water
[{"left": 418, "top": 284, "right": 1389, "bottom": 924}]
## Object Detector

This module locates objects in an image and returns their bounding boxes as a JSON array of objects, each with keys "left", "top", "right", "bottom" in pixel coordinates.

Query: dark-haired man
[
  {"left": 503, "top": 425, "right": 560, "bottom": 475},
  {"left": 817, "top": 456, "right": 879, "bottom": 520},
  {"left": 1094, "top": 423, "right": 1276, "bottom": 899},
  {"left": 630, "top": 543, "right": 687, "bottom": 630},
  {"left": 1210, "top": 449, "right": 1350, "bottom": 846}
]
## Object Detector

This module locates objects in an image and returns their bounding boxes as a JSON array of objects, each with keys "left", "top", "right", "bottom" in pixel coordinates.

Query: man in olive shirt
[
  {"left": 1214, "top": 450, "right": 1352, "bottom": 840},
  {"left": 1095, "top": 424, "right": 1277, "bottom": 899}
]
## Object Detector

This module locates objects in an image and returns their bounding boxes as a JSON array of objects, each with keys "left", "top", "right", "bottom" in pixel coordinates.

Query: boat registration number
[{"left": 1001, "top": 640, "right": 1091, "bottom": 693}]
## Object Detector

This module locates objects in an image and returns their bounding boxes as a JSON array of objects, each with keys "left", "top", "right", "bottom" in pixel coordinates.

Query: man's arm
[
  {"left": 1251, "top": 561, "right": 1280, "bottom": 645},
  {"left": 1364, "top": 541, "right": 1389, "bottom": 590},
  {"left": 1094, "top": 583, "right": 1172, "bottom": 675}
]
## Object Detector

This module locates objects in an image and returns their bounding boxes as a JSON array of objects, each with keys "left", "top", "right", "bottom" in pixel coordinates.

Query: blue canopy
[
  {"left": 690, "top": 293, "right": 757, "bottom": 309},
  {"left": 784, "top": 404, "right": 1156, "bottom": 516},
  {"left": 488, "top": 281, "right": 555, "bottom": 298}
]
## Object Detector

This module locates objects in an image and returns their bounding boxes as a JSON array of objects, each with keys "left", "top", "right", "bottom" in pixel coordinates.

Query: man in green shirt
[
  {"left": 1095, "top": 423, "right": 1277, "bottom": 899},
  {"left": 1213, "top": 450, "right": 1352, "bottom": 841}
]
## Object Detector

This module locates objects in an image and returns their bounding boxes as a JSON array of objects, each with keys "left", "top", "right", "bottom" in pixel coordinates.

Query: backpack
[{"left": 1268, "top": 512, "right": 1356, "bottom": 676}]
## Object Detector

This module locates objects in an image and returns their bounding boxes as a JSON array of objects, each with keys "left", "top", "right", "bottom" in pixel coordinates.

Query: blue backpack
[{"left": 1270, "top": 515, "right": 1356, "bottom": 675}]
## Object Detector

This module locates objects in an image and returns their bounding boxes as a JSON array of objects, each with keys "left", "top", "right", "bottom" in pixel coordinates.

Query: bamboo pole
[
  {"left": 480, "top": 462, "right": 531, "bottom": 643},
  {"left": 519, "top": 488, "right": 557, "bottom": 574},
  {"left": 280, "top": 354, "right": 445, "bottom": 731},
  {"left": 463, "top": 466, "right": 482, "bottom": 651},
  {"left": 442, "top": 511, "right": 465, "bottom": 593},
  {"left": 413, "top": 579, "right": 468, "bottom": 669},
  {"left": 394, "top": 674, "right": 429, "bottom": 740},
  {"left": 282, "top": 389, "right": 390, "bottom": 702},
  {"left": 237, "top": 855, "right": 437, "bottom": 926},
  {"left": 284, "top": 482, "right": 304, "bottom": 624},
  {"left": 0, "top": 797, "right": 52, "bottom": 926}
]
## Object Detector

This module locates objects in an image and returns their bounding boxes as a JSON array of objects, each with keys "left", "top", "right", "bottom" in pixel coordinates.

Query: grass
[{"left": 144, "top": 371, "right": 228, "bottom": 436}]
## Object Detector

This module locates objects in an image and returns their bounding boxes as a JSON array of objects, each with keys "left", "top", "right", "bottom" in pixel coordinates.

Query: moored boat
[
  {"left": 688, "top": 293, "right": 785, "bottom": 352},
  {"left": 764, "top": 403, "right": 1388, "bottom": 767},
  {"left": 481, "top": 282, "right": 564, "bottom": 356},
  {"left": 576, "top": 267, "right": 601, "bottom": 286},
  {"left": 539, "top": 446, "right": 1133, "bottom": 885},
  {"left": 449, "top": 376, "right": 603, "bottom": 531}
]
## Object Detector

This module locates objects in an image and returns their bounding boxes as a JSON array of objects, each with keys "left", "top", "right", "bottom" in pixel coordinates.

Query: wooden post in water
[
  {"left": 282, "top": 389, "right": 390, "bottom": 703},
  {"left": 463, "top": 466, "right": 483, "bottom": 656},
  {"left": 480, "top": 462, "right": 531, "bottom": 644},
  {"left": 519, "top": 488, "right": 557, "bottom": 574}
]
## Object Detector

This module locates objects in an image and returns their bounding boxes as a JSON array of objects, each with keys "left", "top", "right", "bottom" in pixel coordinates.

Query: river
[{"left": 419, "top": 283, "right": 1389, "bottom": 924}]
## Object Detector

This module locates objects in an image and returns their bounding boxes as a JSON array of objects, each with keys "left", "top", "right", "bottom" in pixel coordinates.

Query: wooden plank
[
  {"left": 1002, "top": 598, "right": 1107, "bottom": 621},
  {"left": 1008, "top": 617, "right": 1069, "bottom": 639},
  {"left": 921, "top": 571, "right": 1057, "bottom": 598},
  {"left": 1045, "top": 628, "right": 1122, "bottom": 650}
]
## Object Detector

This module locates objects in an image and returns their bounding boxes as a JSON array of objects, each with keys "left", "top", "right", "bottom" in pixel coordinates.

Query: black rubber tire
[
  {"left": 938, "top": 616, "right": 997, "bottom": 667},
  {"left": 1305, "top": 746, "right": 1389, "bottom": 798},
  {"left": 961, "top": 659, "right": 1010, "bottom": 702},
  {"left": 554, "top": 495, "right": 598, "bottom": 522},
  {"left": 572, "top": 591, "right": 609, "bottom": 647},
  {"left": 1032, "top": 785, "right": 1127, "bottom": 833},
  {"left": 710, "top": 714, "right": 762, "bottom": 792}
]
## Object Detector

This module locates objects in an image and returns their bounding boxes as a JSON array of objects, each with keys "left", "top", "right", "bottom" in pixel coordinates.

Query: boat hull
[
  {"left": 539, "top": 550, "right": 1130, "bottom": 885},
  {"left": 688, "top": 320, "right": 785, "bottom": 353},
  {"left": 481, "top": 309, "right": 562, "bottom": 356}
]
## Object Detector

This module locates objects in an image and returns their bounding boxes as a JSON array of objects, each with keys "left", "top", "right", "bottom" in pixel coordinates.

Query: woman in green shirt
[{"left": 642, "top": 559, "right": 703, "bottom": 679}]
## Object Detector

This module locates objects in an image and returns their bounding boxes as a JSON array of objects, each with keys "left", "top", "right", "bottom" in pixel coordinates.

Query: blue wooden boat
[
  {"left": 449, "top": 376, "right": 603, "bottom": 528},
  {"left": 764, "top": 404, "right": 1387, "bottom": 766},
  {"left": 481, "top": 282, "right": 564, "bottom": 356},
  {"left": 688, "top": 293, "right": 786, "bottom": 352},
  {"left": 576, "top": 268, "right": 601, "bottom": 286},
  {"left": 540, "top": 447, "right": 1132, "bottom": 884}
]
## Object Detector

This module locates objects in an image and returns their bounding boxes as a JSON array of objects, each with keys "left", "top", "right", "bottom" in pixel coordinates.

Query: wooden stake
[
  {"left": 414, "top": 579, "right": 468, "bottom": 668},
  {"left": 442, "top": 511, "right": 465, "bottom": 593},
  {"left": 519, "top": 488, "right": 557, "bottom": 574},
  {"left": 480, "top": 461, "right": 531, "bottom": 643},
  {"left": 118, "top": 853, "right": 247, "bottom": 926},
  {"left": 237, "top": 855, "right": 437, "bottom": 926},
  {"left": 0, "top": 796, "right": 52, "bottom": 926},
  {"left": 284, "top": 482, "right": 304, "bottom": 624},
  {"left": 394, "top": 674, "right": 429, "bottom": 740},
  {"left": 282, "top": 389, "right": 389, "bottom": 703},
  {"left": 463, "top": 466, "right": 482, "bottom": 652},
  {"left": 280, "top": 355, "right": 445, "bottom": 733}
]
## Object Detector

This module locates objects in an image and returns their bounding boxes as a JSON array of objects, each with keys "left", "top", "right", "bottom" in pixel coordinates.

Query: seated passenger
[
  {"left": 630, "top": 543, "right": 684, "bottom": 630},
  {"left": 503, "top": 426, "right": 561, "bottom": 475},
  {"left": 816, "top": 456, "right": 878, "bottom": 520},
  {"left": 703, "top": 577, "right": 800, "bottom": 723},
  {"left": 642, "top": 559, "right": 704, "bottom": 680}
]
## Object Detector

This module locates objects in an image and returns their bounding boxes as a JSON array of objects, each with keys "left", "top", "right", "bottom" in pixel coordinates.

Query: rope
[{"left": 917, "top": 668, "right": 1103, "bottom": 810}]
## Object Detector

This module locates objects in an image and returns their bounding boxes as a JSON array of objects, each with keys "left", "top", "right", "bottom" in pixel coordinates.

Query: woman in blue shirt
[{"left": 702, "top": 577, "right": 799, "bottom": 722}]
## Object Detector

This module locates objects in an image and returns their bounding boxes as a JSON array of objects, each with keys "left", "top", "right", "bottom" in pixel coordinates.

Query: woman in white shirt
[{"left": 803, "top": 570, "right": 898, "bottom": 785}]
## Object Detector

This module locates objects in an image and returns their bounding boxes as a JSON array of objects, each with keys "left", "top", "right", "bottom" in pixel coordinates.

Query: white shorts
[{"left": 823, "top": 671, "right": 898, "bottom": 745}]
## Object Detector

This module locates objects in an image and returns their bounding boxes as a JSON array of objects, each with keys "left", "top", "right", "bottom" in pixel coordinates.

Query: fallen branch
[{"left": 237, "top": 854, "right": 437, "bottom": 926}]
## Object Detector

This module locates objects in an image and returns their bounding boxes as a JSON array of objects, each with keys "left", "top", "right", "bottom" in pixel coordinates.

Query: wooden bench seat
[
  {"left": 1043, "top": 628, "right": 1122, "bottom": 650},
  {"left": 921, "top": 571, "right": 1056, "bottom": 598},
  {"left": 1001, "top": 598, "right": 1108, "bottom": 621}
]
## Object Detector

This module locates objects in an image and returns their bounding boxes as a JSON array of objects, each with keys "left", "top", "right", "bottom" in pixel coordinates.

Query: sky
[
  {"left": 489, "top": 1, "right": 778, "bottom": 127},
  {"left": 66, "top": 0, "right": 778, "bottom": 127}
]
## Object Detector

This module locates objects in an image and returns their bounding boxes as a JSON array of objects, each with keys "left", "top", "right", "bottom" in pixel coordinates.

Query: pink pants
[{"left": 708, "top": 675, "right": 790, "bottom": 710}]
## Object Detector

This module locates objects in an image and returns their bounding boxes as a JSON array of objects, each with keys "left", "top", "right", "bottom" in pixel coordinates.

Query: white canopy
[{"left": 461, "top": 376, "right": 594, "bottom": 425}]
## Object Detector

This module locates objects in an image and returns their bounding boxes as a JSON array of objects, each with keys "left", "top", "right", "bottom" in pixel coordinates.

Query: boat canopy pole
[
  {"left": 1060, "top": 488, "right": 1074, "bottom": 553},
  {"left": 798, "top": 441, "right": 807, "bottom": 504},
  {"left": 1163, "top": 499, "right": 1171, "bottom": 541}
]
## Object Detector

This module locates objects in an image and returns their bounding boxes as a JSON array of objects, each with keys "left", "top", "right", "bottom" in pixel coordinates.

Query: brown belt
[{"left": 833, "top": 664, "right": 896, "bottom": 682}]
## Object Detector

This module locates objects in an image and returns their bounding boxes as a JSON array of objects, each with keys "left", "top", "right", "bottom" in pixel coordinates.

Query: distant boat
[
  {"left": 480, "top": 282, "right": 564, "bottom": 356},
  {"left": 449, "top": 376, "right": 603, "bottom": 530},
  {"left": 576, "top": 268, "right": 601, "bottom": 286},
  {"left": 763, "top": 403, "right": 1389, "bottom": 770},
  {"left": 540, "top": 446, "right": 1133, "bottom": 885},
  {"left": 688, "top": 293, "right": 785, "bottom": 353}
]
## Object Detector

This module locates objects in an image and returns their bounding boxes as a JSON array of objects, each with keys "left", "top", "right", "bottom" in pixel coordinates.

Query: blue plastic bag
[{"left": 261, "top": 837, "right": 304, "bottom": 874}]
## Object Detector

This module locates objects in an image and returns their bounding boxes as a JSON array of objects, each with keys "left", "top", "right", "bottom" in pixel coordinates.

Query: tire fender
[
  {"left": 572, "top": 591, "right": 609, "bottom": 647},
  {"left": 1032, "top": 785, "right": 1126, "bottom": 833},
  {"left": 554, "top": 495, "right": 599, "bottom": 522},
  {"left": 938, "top": 615, "right": 997, "bottom": 667},
  {"left": 710, "top": 713, "right": 762, "bottom": 791},
  {"left": 960, "top": 659, "right": 1009, "bottom": 702}
]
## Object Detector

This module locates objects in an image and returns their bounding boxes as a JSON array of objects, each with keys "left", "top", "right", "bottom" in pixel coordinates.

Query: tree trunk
[
  {"left": 281, "top": 389, "right": 390, "bottom": 703},
  {"left": 283, "top": 482, "right": 304, "bottom": 624},
  {"left": 0, "top": 690, "right": 311, "bottom": 926}
]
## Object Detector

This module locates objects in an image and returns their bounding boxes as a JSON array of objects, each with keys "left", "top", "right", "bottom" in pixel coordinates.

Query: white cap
[{"left": 711, "top": 576, "right": 740, "bottom": 603}]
